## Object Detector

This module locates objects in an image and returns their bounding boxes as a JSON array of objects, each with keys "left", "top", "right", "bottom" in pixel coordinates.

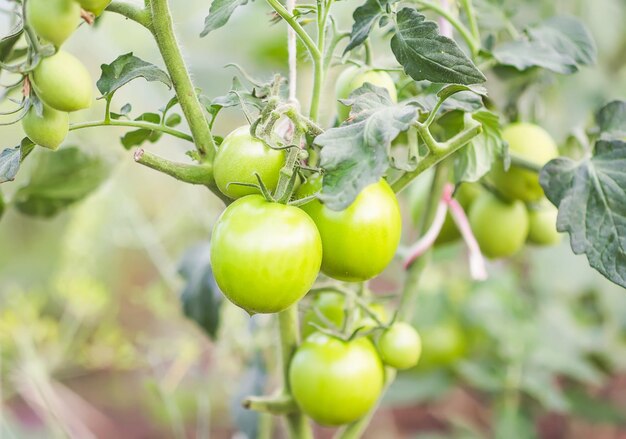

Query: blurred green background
[{"left": 1, "top": 0, "right": 626, "bottom": 438}]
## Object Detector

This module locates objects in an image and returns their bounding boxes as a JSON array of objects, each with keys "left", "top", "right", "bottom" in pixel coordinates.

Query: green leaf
[
  {"left": 96, "top": 53, "right": 172, "bottom": 98},
  {"left": 200, "top": 0, "right": 250, "bottom": 37},
  {"left": 596, "top": 100, "right": 626, "bottom": 141},
  {"left": 454, "top": 110, "right": 505, "bottom": 183},
  {"left": 14, "top": 147, "right": 109, "bottom": 218},
  {"left": 390, "top": 8, "right": 485, "bottom": 85},
  {"left": 527, "top": 16, "right": 597, "bottom": 66},
  {"left": 540, "top": 139, "right": 626, "bottom": 288},
  {"left": 345, "top": 0, "right": 395, "bottom": 53},
  {"left": 0, "top": 20, "right": 23, "bottom": 65},
  {"left": 316, "top": 84, "right": 419, "bottom": 210},
  {"left": 120, "top": 113, "right": 162, "bottom": 150},
  {"left": 493, "top": 40, "right": 578, "bottom": 74},
  {"left": 179, "top": 242, "right": 223, "bottom": 339},
  {"left": 0, "top": 138, "right": 35, "bottom": 184},
  {"left": 165, "top": 113, "right": 182, "bottom": 127}
]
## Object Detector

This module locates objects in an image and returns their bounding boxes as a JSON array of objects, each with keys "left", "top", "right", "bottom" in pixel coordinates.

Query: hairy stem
[
  {"left": 278, "top": 307, "right": 313, "bottom": 439},
  {"left": 459, "top": 0, "right": 480, "bottom": 44},
  {"left": 150, "top": 0, "right": 217, "bottom": 159},
  {"left": 106, "top": 1, "right": 152, "bottom": 30}
]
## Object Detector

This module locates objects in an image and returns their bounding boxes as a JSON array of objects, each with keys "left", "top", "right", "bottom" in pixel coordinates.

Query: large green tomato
[
  {"left": 527, "top": 203, "right": 562, "bottom": 246},
  {"left": 299, "top": 179, "right": 402, "bottom": 282},
  {"left": 410, "top": 173, "right": 483, "bottom": 245},
  {"left": 31, "top": 51, "right": 93, "bottom": 112},
  {"left": 21, "top": 105, "right": 69, "bottom": 150},
  {"left": 469, "top": 192, "right": 529, "bottom": 259},
  {"left": 289, "top": 333, "right": 384, "bottom": 426},
  {"left": 489, "top": 123, "right": 558, "bottom": 202},
  {"left": 210, "top": 195, "right": 321, "bottom": 314},
  {"left": 213, "top": 126, "right": 285, "bottom": 199},
  {"left": 78, "top": 0, "right": 111, "bottom": 16},
  {"left": 418, "top": 322, "right": 467, "bottom": 369},
  {"left": 26, "top": 0, "right": 80, "bottom": 47},
  {"left": 335, "top": 66, "right": 397, "bottom": 121},
  {"left": 377, "top": 322, "right": 422, "bottom": 370}
]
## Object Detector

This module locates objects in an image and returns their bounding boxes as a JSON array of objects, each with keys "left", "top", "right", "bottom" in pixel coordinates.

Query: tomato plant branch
[
  {"left": 242, "top": 394, "right": 298, "bottom": 414},
  {"left": 106, "top": 1, "right": 152, "bottom": 30},
  {"left": 459, "top": 0, "right": 480, "bottom": 44},
  {"left": 277, "top": 306, "right": 314, "bottom": 439},
  {"left": 412, "top": 0, "right": 480, "bottom": 57},
  {"left": 266, "top": 0, "right": 321, "bottom": 63},
  {"left": 509, "top": 153, "right": 543, "bottom": 173},
  {"left": 391, "top": 118, "right": 482, "bottom": 193},
  {"left": 150, "top": 0, "right": 217, "bottom": 159},
  {"left": 309, "top": 0, "right": 331, "bottom": 121},
  {"left": 69, "top": 119, "right": 193, "bottom": 142}
]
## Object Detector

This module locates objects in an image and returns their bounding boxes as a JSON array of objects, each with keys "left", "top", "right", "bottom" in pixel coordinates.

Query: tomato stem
[{"left": 106, "top": 1, "right": 152, "bottom": 30}]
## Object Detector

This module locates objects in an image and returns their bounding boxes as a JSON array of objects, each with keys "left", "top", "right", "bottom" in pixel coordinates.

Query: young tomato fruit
[
  {"left": 21, "top": 105, "right": 69, "bottom": 150},
  {"left": 299, "top": 179, "right": 402, "bottom": 282},
  {"left": 213, "top": 126, "right": 286, "bottom": 199},
  {"left": 289, "top": 333, "right": 384, "bottom": 426},
  {"left": 469, "top": 192, "right": 529, "bottom": 259},
  {"left": 26, "top": 0, "right": 80, "bottom": 47},
  {"left": 378, "top": 322, "right": 422, "bottom": 370},
  {"left": 527, "top": 202, "right": 562, "bottom": 246},
  {"left": 31, "top": 51, "right": 93, "bottom": 112},
  {"left": 335, "top": 66, "right": 397, "bottom": 121},
  {"left": 210, "top": 195, "right": 321, "bottom": 314},
  {"left": 78, "top": 0, "right": 112, "bottom": 16},
  {"left": 418, "top": 322, "right": 467, "bottom": 369},
  {"left": 489, "top": 123, "right": 558, "bottom": 202}
]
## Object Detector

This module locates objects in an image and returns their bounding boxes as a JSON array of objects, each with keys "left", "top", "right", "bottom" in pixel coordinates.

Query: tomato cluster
[
  {"left": 22, "top": 0, "right": 100, "bottom": 150},
  {"left": 409, "top": 122, "right": 562, "bottom": 258}
]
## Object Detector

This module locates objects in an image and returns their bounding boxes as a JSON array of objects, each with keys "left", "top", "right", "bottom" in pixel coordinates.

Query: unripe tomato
[
  {"left": 214, "top": 126, "right": 286, "bottom": 199},
  {"left": 527, "top": 203, "right": 562, "bottom": 246},
  {"left": 78, "top": 0, "right": 111, "bottom": 16},
  {"left": 289, "top": 333, "right": 384, "bottom": 426},
  {"left": 469, "top": 192, "right": 529, "bottom": 259},
  {"left": 21, "top": 105, "right": 69, "bottom": 150},
  {"left": 418, "top": 323, "right": 467, "bottom": 369},
  {"left": 410, "top": 174, "right": 483, "bottom": 245},
  {"left": 299, "top": 179, "right": 402, "bottom": 282},
  {"left": 335, "top": 66, "right": 397, "bottom": 121},
  {"left": 31, "top": 51, "right": 93, "bottom": 112},
  {"left": 377, "top": 322, "right": 421, "bottom": 370},
  {"left": 210, "top": 195, "right": 321, "bottom": 314},
  {"left": 489, "top": 123, "right": 558, "bottom": 202},
  {"left": 26, "top": 0, "right": 80, "bottom": 47}
]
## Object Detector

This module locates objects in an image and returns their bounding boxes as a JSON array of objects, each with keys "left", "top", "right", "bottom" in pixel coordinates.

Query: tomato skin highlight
[
  {"left": 335, "top": 66, "right": 397, "bottom": 121},
  {"left": 27, "top": 0, "right": 80, "bottom": 47},
  {"left": 210, "top": 195, "right": 322, "bottom": 314},
  {"left": 31, "top": 51, "right": 93, "bottom": 112},
  {"left": 78, "top": 0, "right": 112, "bottom": 16},
  {"left": 489, "top": 123, "right": 559, "bottom": 202},
  {"left": 469, "top": 192, "right": 529, "bottom": 259},
  {"left": 299, "top": 179, "right": 402, "bottom": 282},
  {"left": 527, "top": 203, "right": 562, "bottom": 246},
  {"left": 22, "top": 105, "right": 69, "bottom": 150},
  {"left": 214, "top": 126, "right": 286, "bottom": 199},
  {"left": 378, "top": 322, "right": 422, "bottom": 370},
  {"left": 289, "top": 333, "right": 384, "bottom": 426}
]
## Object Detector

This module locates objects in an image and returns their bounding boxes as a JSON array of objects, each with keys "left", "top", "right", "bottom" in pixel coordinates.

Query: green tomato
[
  {"left": 418, "top": 323, "right": 467, "bottom": 369},
  {"left": 214, "top": 126, "right": 286, "bottom": 199},
  {"left": 21, "top": 104, "right": 69, "bottom": 150},
  {"left": 527, "top": 203, "right": 562, "bottom": 246},
  {"left": 489, "top": 123, "right": 558, "bottom": 202},
  {"left": 335, "top": 66, "right": 397, "bottom": 121},
  {"left": 410, "top": 175, "right": 483, "bottom": 245},
  {"left": 469, "top": 192, "right": 529, "bottom": 259},
  {"left": 299, "top": 179, "right": 402, "bottom": 282},
  {"left": 78, "top": 0, "right": 111, "bottom": 16},
  {"left": 289, "top": 333, "right": 384, "bottom": 426},
  {"left": 26, "top": 0, "right": 80, "bottom": 47},
  {"left": 31, "top": 51, "right": 93, "bottom": 112},
  {"left": 210, "top": 195, "right": 321, "bottom": 314},
  {"left": 378, "top": 322, "right": 422, "bottom": 370}
]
